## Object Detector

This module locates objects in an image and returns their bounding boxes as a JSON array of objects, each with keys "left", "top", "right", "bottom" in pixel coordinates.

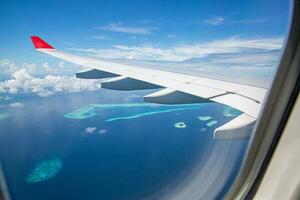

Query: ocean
[{"left": 0, "top": 90, "right": 248, "bottom": 200}]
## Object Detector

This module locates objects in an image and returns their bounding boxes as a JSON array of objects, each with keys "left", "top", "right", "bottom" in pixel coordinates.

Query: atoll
[{"left": 174, "top": 122, "right": 187, "bottom": 129}]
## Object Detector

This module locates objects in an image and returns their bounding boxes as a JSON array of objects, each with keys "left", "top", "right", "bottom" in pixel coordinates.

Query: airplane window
[{"left": 0, "top": 0, "right": 291, "bottom": 199}]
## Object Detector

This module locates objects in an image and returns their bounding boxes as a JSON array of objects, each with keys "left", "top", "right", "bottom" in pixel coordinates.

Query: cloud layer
[
  {"left": 0, "top": 59, "right": 84, "bottom": 78},
  {"left": 0, "top": 68, "right": 101, "bottom": 97},
  {"left": 71, "top": 36, "right": 283, "bottom": 62},
  {"left": 99, "top": 22, "right": 153, "bottom": 35}
]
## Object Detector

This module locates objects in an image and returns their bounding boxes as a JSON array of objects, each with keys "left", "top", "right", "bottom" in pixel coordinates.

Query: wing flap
[
  {"left": 76, "top": 69, "right": 119, "bottom": 79},
  {"left": 192, "top": 77, "right": 266, "bottom": 103},
  {"left": 214, "top": 113, "right": 256, "bottom": 139},
  {"left": 143, "top": 88, "right": 210, "bottom": 104},
  {"left": 211, "top": 93, "right": 261, "bottom": 118},
  {"left": 101, "top": 76, "right": 161, "bottom": 90}
]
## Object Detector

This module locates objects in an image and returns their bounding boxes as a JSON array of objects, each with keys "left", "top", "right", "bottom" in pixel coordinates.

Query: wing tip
[{"left": 30, "top": 36, "right": 55, "bottom": 49}]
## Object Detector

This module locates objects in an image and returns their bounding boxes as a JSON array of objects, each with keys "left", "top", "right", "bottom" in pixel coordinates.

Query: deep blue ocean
[{"left": 0, "top": 90, "right": 248, "bottom": 200}]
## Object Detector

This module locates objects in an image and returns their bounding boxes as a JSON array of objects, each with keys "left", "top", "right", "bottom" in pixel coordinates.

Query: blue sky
[
  {"left": 0, "top": 0, "right": 292, "bottom": 96},
  {"left": 0, "top": 0, "right": 291, "bottom": 60}
]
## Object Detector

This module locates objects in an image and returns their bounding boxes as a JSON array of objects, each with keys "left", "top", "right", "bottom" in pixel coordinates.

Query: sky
[{"left": 0, "top": 0, "right": 292, "bottom": 97}]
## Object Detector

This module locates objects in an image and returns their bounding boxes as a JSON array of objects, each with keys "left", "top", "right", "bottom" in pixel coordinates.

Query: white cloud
[
  {"left": 71, "top": 36, "right": 283, "bottom": 61},
  {"left": 85, "top": 127, "right": 97, "bottom": 134},
  {"left": 99, "top": 22, "right": 153, "bottom": 35},
  {"left": 98, "top": 129, "right": 107, "bottom": 135},
  {"left": 89, "top": 35, "right": 109, "bottom": 40},
  {"left": 203, "top": 16, "right": 224, "bottom": 25},
  {"left": 0, "top": 69, "right": 102, "bottom": 97},
  {"left": 0, "top": 59, "right": 84, "bottom": 78},
  {"left": 9, "top": 102, "right": 24, "bottom": 108},
  {"left": 58, "top": 61, "right": 65, "bottom": 68},
  {"left": 42, "top": 62, "right": 57, "bottom": 74},
  {"left": 0, "top": 59, "right": 37, "bottom": 75}
]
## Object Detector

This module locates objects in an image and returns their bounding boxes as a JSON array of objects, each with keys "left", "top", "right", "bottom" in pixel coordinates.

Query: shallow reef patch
[
  {"left": 106, "top": 107, "right": 197, "bottom": 122},
  {"left": 206, "top": 120, "right": 218, "bottom": 127},
  {"left": 26, "top": 157, "right": 63, "bottom": 183},
  {"left": 198, "top": 116, "right": 212, "bottom": 121},
  {"left": 64, "top": 105, "right": 98, "bottom": 119}
]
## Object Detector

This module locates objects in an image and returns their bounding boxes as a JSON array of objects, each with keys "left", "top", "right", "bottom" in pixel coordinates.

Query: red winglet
[{"left": 30, "top": 36, "right": 54, "bottom": 49}]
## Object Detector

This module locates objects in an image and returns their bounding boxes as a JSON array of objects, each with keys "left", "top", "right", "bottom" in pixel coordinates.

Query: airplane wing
[{"left": 30, "top": 36, "right": 267, "bottom": 139}]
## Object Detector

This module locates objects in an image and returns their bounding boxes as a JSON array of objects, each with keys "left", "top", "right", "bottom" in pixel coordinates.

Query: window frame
[{"left": 225, "top": 0, "right": 300, "bottom": 199}]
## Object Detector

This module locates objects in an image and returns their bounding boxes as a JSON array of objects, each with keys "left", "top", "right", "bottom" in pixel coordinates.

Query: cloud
[
  {"left": 98, "top": 22, "right": 153, "bottom": 35},
  {"left": 42, "top": 62, "right": 56, "bottom": 73},
  {"left": 0, "top": 69, "right": 102, "bottom": 97},
  {"left": 202, "top": 16, "right": 224, "bottom": 25},
  {"left": 0, "top": 59, "right": 37, "bottom": 76},
  {"left": 70, "top": 36, "right": 283, "bottom": 61},
  {"left": 98, "top": 129, "right": 107, "bottom": 135},
  {"left": 88, "top": 34, "right": 109, "bottom": 40},
  {"left": 0, "top": 59, "right": 84, "bottom": 78},
  {"left": 84, "top": 127, "right": 107, "bottom": 136},
  {"left": 85, "top": 127, "right": 97, "bottom": 134},
  {"left": 9, "top": 102, "right": 24, "bottom": 108}
]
